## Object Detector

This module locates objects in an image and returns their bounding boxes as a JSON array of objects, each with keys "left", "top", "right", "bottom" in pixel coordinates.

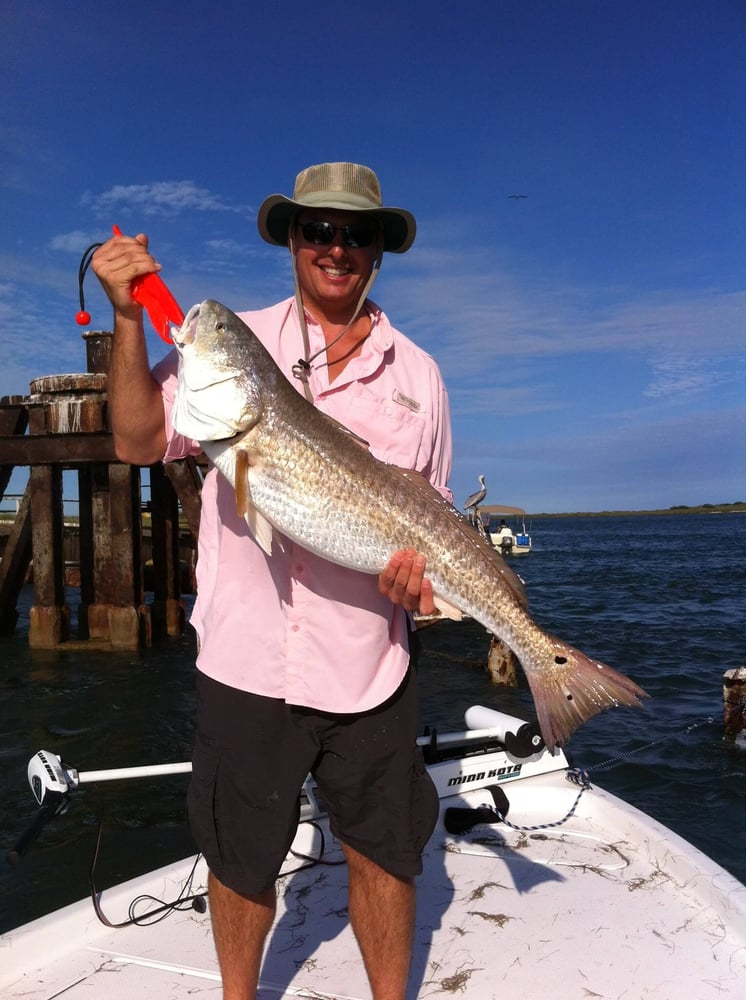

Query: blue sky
[{"left": 2, "top": 0, "right": 744, "bottom": 514}]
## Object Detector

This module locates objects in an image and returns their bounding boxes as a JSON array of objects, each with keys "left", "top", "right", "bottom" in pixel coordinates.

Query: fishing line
[
  {"left": 587, "top": 714, "right": 716, "bottom": 774},
  {"left": 462, "top": 714, "right": 719, "bottom": 836}
]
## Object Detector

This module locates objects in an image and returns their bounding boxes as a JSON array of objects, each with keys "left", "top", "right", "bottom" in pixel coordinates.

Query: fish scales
[
  {"left": 212, "top": 401, "right": 525, "bottom": 625},
  {"left": 172, "top": 301, "right": 648, "bottom": 749}
]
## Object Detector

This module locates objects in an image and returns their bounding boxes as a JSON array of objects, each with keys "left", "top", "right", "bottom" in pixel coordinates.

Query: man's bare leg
[
  {"left": 208, "top": 870, "right": 276, "bottom": 1000},
  {"left": 343, "top": 844, "right": 416, "bottom": 1000}
]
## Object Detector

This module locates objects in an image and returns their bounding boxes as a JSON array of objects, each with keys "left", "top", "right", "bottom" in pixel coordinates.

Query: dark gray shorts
[{"left": 187, "top": 666, "right": 438, "bottom": 895}]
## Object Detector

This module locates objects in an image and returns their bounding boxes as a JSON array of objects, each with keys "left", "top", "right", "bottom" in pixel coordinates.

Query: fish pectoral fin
[
  {"left": 234, "top": 448, "right": 252, "bottom": 518},
  {"left": 432, "top": 594, "right": 465, "bottom": 622},
  {"left": 233, "top": 447, "right": 275, "bottom": 556},
  {"left": 244, "top": 504, "right": 275, "bottom": 557}
]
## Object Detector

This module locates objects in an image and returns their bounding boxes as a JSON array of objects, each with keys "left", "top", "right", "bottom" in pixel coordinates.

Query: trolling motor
[
  {"left": 8, "top": 709, "right": 547, "bottom": 864},
  {"left": 7, "top": 752, "right": 74, "bottom": 864},
  {"left": 463, "top": 705, "right": 546, "bottom": 758},
  {"left": 7, "top": 750, "right": 192, "bottom": 865}
]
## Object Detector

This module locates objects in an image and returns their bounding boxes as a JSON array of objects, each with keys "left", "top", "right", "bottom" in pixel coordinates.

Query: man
[{"left": 92, "top": 162, "right": 453, "bottom": 1000}]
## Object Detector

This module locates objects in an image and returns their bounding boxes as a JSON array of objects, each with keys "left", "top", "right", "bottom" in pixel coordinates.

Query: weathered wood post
[
  {"left": 0, "top": 396, "right": 31, "bottom": 634},
  {"left": 77, "top": 330, "right": 150, "bottom": 648},
  {"left": 0, "top": 484, "right": 31, "bottom": 635},
  {"left": 77, "top": 460, "right": 150, "bottom": 649},
  {"left": 0, "top": 325, "right": 202, "bottom": 649},
  {"left": 109, "top": 462, "right": 151, "bottom": 648},
  {"left": 26, "top": 373, "right": 114, "bottom": 648},
  {"left": 486, "top": 635, "right": 519, "bottom": 686},
  {"left": 723, "top": 667, "right": 746, "bottom": 744},
  {"left": 83, "top": 330, "right": 113, "bottom": 376},
  {"left": 149, "top": 462, "right": 186, "bottom": 637},
  {"left": 27, "top": 460, "right": 69, "bottom": 648},
  {"left": 0, "top": 395, "right": 28, "bottom": 494}
]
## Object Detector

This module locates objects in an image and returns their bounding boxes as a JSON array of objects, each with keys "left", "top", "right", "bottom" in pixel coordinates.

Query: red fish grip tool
[{"left": 76, "top": 226, "right": 184, "bottom": 344}]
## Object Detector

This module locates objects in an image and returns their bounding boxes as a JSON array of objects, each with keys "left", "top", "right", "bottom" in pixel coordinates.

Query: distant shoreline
[
  {"left": 1, "top": 502, "right": 744, "bottom": 527},
  {"left": 528, "top": 503, "right": 746, "bottom": 518}
]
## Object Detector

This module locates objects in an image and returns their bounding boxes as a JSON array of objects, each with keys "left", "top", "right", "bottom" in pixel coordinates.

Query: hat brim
[{"left": 257, "top": 194, "right": 416, "bottom": 254}]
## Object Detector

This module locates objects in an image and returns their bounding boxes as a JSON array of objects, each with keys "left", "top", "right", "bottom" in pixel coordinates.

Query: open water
[{"left": 1, "top": 513, "right": 745, "bottom": 935}]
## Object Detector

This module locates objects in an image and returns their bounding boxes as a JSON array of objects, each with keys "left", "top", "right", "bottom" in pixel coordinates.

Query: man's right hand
[{"left": 91, "top": 232, "right": 162, "bottom": 317}]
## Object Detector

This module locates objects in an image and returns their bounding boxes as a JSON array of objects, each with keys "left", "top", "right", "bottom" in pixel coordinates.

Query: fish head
[{"left": 171, "top": 300, "right": 264, "bottom": 442}]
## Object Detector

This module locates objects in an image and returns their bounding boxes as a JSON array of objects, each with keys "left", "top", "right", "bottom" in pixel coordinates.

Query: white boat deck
[{"left": 3, "top": 764, "right": 745, "bottom": 999}]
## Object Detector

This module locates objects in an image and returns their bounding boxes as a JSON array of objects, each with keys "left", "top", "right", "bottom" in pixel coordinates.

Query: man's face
[{"left": 293, "top": 209, "right": 380, "bottom": 322}]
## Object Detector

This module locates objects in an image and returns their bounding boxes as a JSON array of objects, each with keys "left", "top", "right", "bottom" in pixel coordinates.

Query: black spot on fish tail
[{"left": 527, "top": 640, "right": 649, "bottom": 750}]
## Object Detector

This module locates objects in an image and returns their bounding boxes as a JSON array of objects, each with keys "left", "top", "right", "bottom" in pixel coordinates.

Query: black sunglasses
[{"left": 298, "top": 219, "right": 378, "bottom": 249}]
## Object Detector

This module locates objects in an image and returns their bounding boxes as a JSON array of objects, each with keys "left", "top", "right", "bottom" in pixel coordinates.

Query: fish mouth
[{"left": 172, "top": 303, "right": 202, "bottom": 347}]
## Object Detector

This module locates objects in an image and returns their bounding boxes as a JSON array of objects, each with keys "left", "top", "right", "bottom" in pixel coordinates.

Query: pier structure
[
  {"left": 723, "top": 667, "right": 746, "bottom": 745},
  {"left": 0, "top": 331, "right": 203, "bottom": 650}
]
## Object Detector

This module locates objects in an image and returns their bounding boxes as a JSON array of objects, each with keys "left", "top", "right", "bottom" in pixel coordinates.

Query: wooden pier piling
[
  {"left": 486, "top": 635, "right": 519, "bottom": 686},
  {"left": 0, "top": 397, "right": 31, "bottom": 634},
  {"left": 0, "top": 330, "right": 203, "bottom": 650}
]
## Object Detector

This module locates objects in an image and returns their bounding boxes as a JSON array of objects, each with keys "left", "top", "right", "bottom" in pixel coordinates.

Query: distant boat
[{"left": 480, "top": 504, "right": 532, "bottom": 554}]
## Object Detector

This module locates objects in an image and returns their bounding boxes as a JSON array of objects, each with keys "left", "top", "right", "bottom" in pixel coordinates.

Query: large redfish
[{"left": 171, "top": 300, "right": 647, "bottom": 749}]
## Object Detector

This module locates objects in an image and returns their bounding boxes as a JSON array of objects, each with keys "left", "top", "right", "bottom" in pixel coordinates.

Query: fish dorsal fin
[
  {"left": 318, "top": 410, "right": 370, "bottom": 450},
  {"left": 489, "top": 555, "right": 528, "bottom": 609},
  {"left": 234, "top": 446, "right": 274, "bottom": 556}
]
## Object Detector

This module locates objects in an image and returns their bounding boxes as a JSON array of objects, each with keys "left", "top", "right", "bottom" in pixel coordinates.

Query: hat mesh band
[{"left": 295, "top": 162, "right": 383, "bottom": 210}]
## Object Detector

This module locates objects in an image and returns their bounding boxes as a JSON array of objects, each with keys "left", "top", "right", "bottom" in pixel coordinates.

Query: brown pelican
[{"left": 463, "top": 474, "right": 487, "bottom": 512}]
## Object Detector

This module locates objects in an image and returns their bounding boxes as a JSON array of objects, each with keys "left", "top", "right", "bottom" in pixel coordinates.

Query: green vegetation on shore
[{"left": 2, "top": 501, "right": 745, "bottom": 526}]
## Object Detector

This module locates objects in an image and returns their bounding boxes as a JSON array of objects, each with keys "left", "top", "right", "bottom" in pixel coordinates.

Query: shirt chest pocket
[{"left": 344, "top": 395, "right": 427, "bottom": 471}]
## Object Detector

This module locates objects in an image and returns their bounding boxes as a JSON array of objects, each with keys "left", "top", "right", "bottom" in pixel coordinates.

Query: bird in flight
[{"left": 508, "top": 194, "right": 528, "bottom": 200}]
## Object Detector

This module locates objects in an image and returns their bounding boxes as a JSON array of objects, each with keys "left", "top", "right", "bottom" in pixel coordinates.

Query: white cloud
[
  {"left": 644, "top": 356, "right": 737, "bottom": 400},
  {"left": 204, "top": 238, "right": 252, "bottom": 255},
  {"left": 82, "top": 181, "right": 251, "bottom": 218},
  {"left": 380, "top": 242, "right": 746, "bottom": 389},
  {"left": 48, "top": 230, "right": 106, "bottom": 254}
]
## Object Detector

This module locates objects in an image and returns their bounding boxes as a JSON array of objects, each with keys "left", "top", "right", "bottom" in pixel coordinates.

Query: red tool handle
[{"left": 112, "top": 226, "right": 183, "bottom": 343}]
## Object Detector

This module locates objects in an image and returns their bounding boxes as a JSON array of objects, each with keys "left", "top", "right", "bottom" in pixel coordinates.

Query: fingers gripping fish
[{"left": 171, "top": 301, "right": 647, "bottom": 750}]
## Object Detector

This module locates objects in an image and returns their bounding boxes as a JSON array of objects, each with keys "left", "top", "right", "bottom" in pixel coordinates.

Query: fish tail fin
[{"left": 526, "top": 639, "right": 649, "bottom": 751}]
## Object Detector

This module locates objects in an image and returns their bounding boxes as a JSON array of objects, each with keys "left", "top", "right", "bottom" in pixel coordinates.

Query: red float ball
[{"left": 76, "top": 310, "right": 91, "bottom": 326}]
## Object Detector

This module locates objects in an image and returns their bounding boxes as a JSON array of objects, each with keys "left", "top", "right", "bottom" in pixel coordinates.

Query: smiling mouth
[{"left": 320, "top": 265, "right": 352, "bottom": 278}]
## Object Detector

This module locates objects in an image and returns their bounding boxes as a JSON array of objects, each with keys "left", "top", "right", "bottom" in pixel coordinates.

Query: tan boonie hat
[{"left": 257, "top": 162, "right": 416, "bottom": 253}]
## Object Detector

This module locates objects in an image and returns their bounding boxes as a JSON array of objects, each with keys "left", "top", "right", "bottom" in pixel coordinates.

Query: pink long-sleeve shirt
[{"left": 153, "top": 297, "right": 453, "bottom": 713}]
